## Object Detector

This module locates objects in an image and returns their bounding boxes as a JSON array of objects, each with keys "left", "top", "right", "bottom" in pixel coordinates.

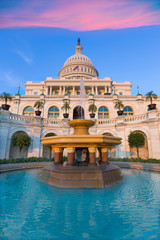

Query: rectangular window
[
  {"left": 34, "top": 92, "right": 38, "bottom": 95},
  {"left": 55, "top": 92, "right": 58, "bottom": 95}
]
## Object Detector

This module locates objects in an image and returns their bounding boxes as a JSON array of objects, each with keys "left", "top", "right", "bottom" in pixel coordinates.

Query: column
[
  {"left": 60, "top": 148, "right": 63, "bottom": 162},
  {"left": 101, "top": 148, "right": 109, "bottom": 165},
  {"left": 59, "top": 86, "right": 62, "bottom": 95},
  {"left": 88, "top": 147, "right": 96, "bottom": 165},
  {"left": 73, "top": 86, "right": 75, "bottom": 95},
  {"left": 50, "top": 86, "right": 52, "bottom": 96},
  {"left": 95, "top": 86, "right": 98, "bottom": 95},
  {"left": 105, "top": 86, "right": 107, "bottom": 93},
  {"left": 63, "top": 86, "right": 66, "bottom": 95},
  {"left": 54, "top": 147, "right": 63, "bottom": 165},
  {"left": 47, "top": 87, "right": 49, "bottom": 95},
  {"left": 51, "top": 147, "right": 55, "bottom": 159},
  {"left": 67, "top": 147, "right": 75, "bottom": 165},
  {"left": 92, "top": 87, "right": 94, "bottom": 95}
]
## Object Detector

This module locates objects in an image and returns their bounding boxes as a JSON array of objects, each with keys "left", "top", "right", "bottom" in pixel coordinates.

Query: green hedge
[
  {"left": 109, "top": 157, "right": 160, "bottom": 164},
  {"left": 0, "top": 157, "right": 54, "bottom": 164}
]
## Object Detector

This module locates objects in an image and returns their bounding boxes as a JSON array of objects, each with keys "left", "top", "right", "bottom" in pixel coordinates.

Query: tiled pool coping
[
  {"left": 0, "top": 161, "right": 160, "bottom": 173},
  {"left": 110, "top": 161, "right": 160, "bottom": 172},
  {"left": 0, "top": 162, "right": 51, "bottom": 173}
]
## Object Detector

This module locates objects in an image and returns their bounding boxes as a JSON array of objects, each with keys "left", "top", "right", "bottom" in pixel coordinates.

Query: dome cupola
[{"left": 59, "top": 39, "right": 98, "bottom": 79}]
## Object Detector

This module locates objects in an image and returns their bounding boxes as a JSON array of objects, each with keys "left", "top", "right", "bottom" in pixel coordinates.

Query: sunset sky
[{"left": 0, "top": 0, "right": 160, "bottom": 95}]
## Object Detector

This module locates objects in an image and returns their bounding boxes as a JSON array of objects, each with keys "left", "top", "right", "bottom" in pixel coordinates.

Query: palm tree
[
  {"left": 61, "top": 101, "right": 70, "bottom": 118},
  {"left": 88, "top": 103, "right": 97, "bottom": 118},
  {"left": 145, "top": 91, "right": 157, "bottom": 110},
  {"left": 114, "top": 100, "right": 124, "bottom": 116},
  {"left": 34, "top": 101, "right": 44, "bottom": 110},
  {"left": 34, "top": 101, "right": 44, "bottom": 116},
  {"left": 0, "top": 92, "right": 12, "bottom": 110}
]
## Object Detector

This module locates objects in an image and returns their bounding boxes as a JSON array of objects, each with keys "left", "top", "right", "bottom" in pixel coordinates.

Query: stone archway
[
  {"left": 9, "top": 131, "right": 30, "bottom": 159},
  {"left": 42, "top": 133, "right": 56, "bottom": 159},
  {"left": 73, "top": 106, "right": 85, "bottom": 119},
  {"left": 102, "top": 133, "right": 116, "bottom": 158},
  {"left": 129, "top": 131, "right": 148, "bottom": 159}
]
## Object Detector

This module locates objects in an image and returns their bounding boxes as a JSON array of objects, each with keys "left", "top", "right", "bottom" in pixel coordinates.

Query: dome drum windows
[
  {"left": 98, "top": 106, "right": 109, "bottom": 119},
  {"left": 48, "top": 106, "right": 59, "bottom": 119}
]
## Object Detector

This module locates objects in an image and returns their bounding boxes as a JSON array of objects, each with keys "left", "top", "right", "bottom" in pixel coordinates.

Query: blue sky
[
  {"left": 0, "top": 0, "right": 160, "bottom": 96},
  {"left": 0, "top": 26, "right": 160, "bottom": 95}
]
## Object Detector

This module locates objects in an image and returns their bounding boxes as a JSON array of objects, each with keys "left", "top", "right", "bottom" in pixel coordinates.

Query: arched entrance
[
  {"left": 9, "top": 131, "right": 30, "bottom": 159},
  {"left": 42, "top": 133, "right": 56, "bottom": 159},
  {"left": 129, "top": 131, "right": 148, "bottom": 159},
  {"left": 73, "top": 106, "right": 85, "bottom": 119}
]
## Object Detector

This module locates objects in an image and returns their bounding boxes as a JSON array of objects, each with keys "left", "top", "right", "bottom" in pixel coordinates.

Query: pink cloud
[{"left": 0, "top": 0, "right": 160, "bottom": 30}]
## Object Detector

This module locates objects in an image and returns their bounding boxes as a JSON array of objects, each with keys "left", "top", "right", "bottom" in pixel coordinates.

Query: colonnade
[
  {"left": 46, "top": 86, "right": 111, "bottom": 96},
  {"left": 53, "top": 147, "right": 109, "bottom": 166}
]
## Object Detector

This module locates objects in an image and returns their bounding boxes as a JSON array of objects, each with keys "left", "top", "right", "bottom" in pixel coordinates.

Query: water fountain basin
[{"left": 41, "top": 119, "right": 122, "bottom": 188}]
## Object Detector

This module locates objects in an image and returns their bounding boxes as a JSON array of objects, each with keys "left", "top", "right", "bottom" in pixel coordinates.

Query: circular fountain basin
[
  {"left": 40, "top": 164, "right": 122, "bottom": 188},
  {"left": 41, "top": 119, "right": 122, "bottom": 188}
]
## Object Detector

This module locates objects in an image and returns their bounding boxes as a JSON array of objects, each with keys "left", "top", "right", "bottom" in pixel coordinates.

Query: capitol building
[{"left": 0, "top": 39, "right": 160, "bottom": 160}]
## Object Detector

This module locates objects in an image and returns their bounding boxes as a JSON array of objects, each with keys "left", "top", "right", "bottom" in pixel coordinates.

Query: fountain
[{"left": 40, "top": 79, "right": 122, "bottom": 188}]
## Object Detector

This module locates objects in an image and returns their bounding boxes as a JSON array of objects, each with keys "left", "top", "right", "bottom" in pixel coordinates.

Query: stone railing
[
  {"left": 10, "top": 113, "right": 35, "bottom": 124},
  {"left": 97, "top": 110, "right": 160, "bottom": 125},
  {"left": 97, "top": 119, "right": 117, "bottom": 125},
  {"left": 0, "top": 110, "right": 159, "bottom": 128},
  {"left": 123, "top": 113, "right": 148, "bottom": 123},
  {"left": 43, "top": 118, "right": 62, "bottom": 126}
]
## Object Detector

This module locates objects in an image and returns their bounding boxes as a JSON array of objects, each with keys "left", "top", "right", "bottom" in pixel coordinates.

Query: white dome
[
  {"left": 59, "top": 39, "right": 98, "bottom": 78},
  {"left": 64, "top": 53, "right": 93, "bottom": 67}
]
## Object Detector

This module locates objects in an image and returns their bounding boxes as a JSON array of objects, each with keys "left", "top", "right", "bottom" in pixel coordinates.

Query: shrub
[
  {"left": 109, "top": 157, "right": 160, "bottom": 164},
  {"left": 128, "top": 132, "right": 145, "bottom": 158},
  {"left": 0, "top": 157, "right": 53, "bottom": 164}
]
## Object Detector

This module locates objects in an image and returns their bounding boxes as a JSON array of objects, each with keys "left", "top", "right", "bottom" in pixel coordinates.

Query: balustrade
[{"left": 0, "top": 110, "right": 159, "bottom": 127}]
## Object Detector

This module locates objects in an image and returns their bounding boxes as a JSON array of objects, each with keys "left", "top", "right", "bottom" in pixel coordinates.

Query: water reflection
[{"left": 0, "top": 169, "right": 160, "bottom": 240}]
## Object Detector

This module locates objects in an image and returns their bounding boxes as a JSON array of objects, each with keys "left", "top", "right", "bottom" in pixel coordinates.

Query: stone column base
[
  {"left": 88, "top": 147, "right": 96, "bottom": 165},
  {"left": 101, "top": 148, "right": 109, "bottom": 165},
  {"left": 67, "top": 147, "right": 75, "bottom": 166},
  {"left": 54, "top": 147, "right": 63, "bottom": 165}
]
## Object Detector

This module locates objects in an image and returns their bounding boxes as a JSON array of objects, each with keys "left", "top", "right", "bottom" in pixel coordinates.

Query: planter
[
  {"left": 148, "top": 104, "right": 156, "bottom": 110},
  {"left": 35, "top": 110, "right": 41, "bottom": 116},
  {"left": 2, "top": 104, "right": 10, "bottom": 111},
  {"left": 117, "top": 110, "right": 123, "bottom": 116},
  {"left": 63, "top": 113, "right": 69, "bottom": 118},
  {"left": 89, "top": 113, "right": 95, "bottom": 118}
]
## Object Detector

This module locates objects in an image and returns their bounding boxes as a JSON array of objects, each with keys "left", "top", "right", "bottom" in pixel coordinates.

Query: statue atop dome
[
  {"left": 78, "top": 38, "right": 80, "bottom": 45},
  {"left": 75, "top": 38, "right": 83, "bottom": 54}
]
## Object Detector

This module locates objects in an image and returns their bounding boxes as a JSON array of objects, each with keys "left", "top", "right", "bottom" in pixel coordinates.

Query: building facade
[{"left": 0, "top": 39, "right": 160, "bottom": 159}]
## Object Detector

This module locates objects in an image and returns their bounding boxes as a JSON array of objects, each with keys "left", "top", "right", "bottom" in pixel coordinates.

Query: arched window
[
  {"left": 123, "top": 106, "right": 133, "bottom": 116},
  {"left": 48, "top": 106, "right": 59, "bottom": 119},
  {"left": 98, "top": 106, "right": 109, "bottom": 119},
  {"left": 23, "top": 106, "right": 34, "bottom": 116}
]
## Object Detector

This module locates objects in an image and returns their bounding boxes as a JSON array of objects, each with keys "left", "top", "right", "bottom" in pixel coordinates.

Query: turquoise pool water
[{"left": 0, "top": 169, "right": 160, "bottom": 240}]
